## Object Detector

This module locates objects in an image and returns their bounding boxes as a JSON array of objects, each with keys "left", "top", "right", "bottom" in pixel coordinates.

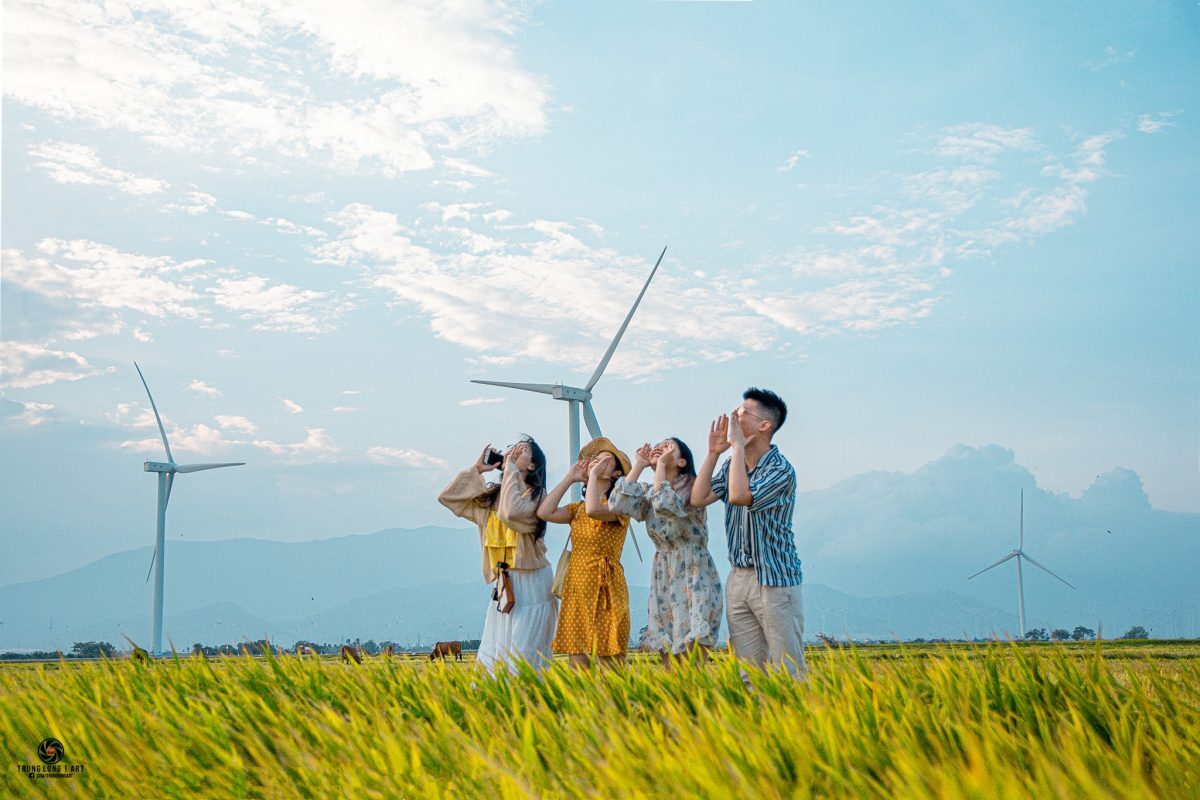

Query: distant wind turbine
[
  {"left": 135, "top": 362, "right": 244, "bottom": 655},
  {"left": 967, "top": 489, "right": 1075, "bottom": 636},
  {"left": 472, "top": 246, "right": 667, "bottom": 502}
]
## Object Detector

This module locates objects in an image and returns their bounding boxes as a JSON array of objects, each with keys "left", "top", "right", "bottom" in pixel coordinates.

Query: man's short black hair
[{"left": 743, "top": 387, "right": 787, "bottom": 432}]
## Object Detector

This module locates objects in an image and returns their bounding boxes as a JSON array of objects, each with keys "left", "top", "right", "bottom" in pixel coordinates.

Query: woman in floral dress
[
  {"left": 538, "top": 437, "right": 632, "bottom": 670},
  {"left": 611, "top": 437, "right": 722, "bottom": 666}
]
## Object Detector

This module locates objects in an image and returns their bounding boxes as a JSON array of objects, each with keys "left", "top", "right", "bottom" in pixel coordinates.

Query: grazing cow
[
  {"left": 430, "top": 641, "right": 463, "bottom": 662},
  {"left": 340, "top": 645, "right": 364, "bottom": 664},
  {"left": 295, "top": 644, "right": 315, "bottom": 657},
  {"left": 382, "top": 644, "right": 395, "bottom": 658}
]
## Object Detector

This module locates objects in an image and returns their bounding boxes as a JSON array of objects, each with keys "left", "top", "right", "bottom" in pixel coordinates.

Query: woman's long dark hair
[
  {"left": 669, "top": 437, "right": 697, "bottom": 479},
  {"left": 523, "top": 436, "right": 549, "bottom": 540},
  {"left": 477, "top": 435, "right": 548, "bottom": 540}
]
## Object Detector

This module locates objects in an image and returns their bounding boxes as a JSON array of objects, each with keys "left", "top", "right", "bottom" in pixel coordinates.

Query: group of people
[{"left": 437, "top": 387, "right": 806, "bottom": 681}]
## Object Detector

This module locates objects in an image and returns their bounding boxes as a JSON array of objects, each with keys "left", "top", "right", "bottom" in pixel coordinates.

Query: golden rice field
[{"left": 2, "top": 642, "right": 1198, "bottom": 799}]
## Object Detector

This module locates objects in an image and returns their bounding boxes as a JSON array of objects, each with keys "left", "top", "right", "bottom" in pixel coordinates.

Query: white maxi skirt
[{"left": 477, "top": 565, "right": 558, "bottom": 674}]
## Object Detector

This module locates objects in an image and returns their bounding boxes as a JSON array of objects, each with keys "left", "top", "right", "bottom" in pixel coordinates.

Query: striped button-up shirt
[{"left": 710, "top": 444, "right": 803, "bottom": 587}]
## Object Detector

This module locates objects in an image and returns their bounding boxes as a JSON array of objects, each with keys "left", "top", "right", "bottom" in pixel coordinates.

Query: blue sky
[{"left": 2, "top": 0, "right": 1197, "bottom": 586}]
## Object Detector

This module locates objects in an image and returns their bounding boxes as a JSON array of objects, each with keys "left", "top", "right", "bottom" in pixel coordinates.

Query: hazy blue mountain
[{"left": 2, "top": 444, "right": 1195, "bottom": 650}]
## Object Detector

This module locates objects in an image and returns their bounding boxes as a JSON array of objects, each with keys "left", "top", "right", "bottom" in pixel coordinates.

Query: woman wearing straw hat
[{"left": 538, "top": 437, "right": 632, "bottom": 669}]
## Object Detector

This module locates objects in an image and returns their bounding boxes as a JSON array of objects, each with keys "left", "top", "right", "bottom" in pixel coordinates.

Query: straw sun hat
[{"left": 577, "top": 436, "right": 632, "bottom": 476}]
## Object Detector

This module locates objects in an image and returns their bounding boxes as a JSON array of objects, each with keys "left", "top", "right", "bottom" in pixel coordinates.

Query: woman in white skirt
[{"left": 438, "top": 437, "right": 558, "bottom": 673}]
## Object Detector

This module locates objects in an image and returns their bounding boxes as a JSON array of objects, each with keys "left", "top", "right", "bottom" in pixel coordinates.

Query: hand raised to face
[
  {"left": 588, "top": 452, "right": 615, "bottom": 480},
  {"left": 476, "top": 443, "right": 500, "bottom": 473},
  {"left": 708, "top": 416, "right": 731, "bottom": 455},
  {"left": 634, "top": 442, "right": 653, "bottom": 471},
  {"left": 727, "top": 407, "right": 748, "bottom": 449},
  {"left": 566, "top": 458, "right": 588, "bottom": 484}
]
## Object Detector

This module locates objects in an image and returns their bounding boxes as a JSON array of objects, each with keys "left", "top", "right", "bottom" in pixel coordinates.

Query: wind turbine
[
  {"left": 472, "top": 246, "right": 667, "bottom": 502},
  {"left": 134, "top": 362, "right": 244, "bottom": 655},
  {"left": 967, "top": 489, "right": 1075, "bottom": 637}
]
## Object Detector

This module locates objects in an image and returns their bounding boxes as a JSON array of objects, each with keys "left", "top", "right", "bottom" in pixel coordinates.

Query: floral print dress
[{"left": 610, "top": 477, "right": 723, "bottom": 654}]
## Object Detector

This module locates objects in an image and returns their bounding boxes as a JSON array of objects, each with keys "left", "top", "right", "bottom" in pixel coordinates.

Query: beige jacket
[{"left": 437, "top": 463, "right": 550, "bottom": 582}]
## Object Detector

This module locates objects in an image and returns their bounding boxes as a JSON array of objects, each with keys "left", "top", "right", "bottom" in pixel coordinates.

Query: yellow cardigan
[{"left": 437, "top": 463, "right": 550, "bottom": 583}]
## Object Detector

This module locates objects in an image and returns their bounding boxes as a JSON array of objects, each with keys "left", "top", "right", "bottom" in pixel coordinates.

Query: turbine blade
[
  {"left": 470, "top": 380, "right": 557, "bottom": 395},
  {"left": 582, "top": 400, "right": 603, "bottom": 438},
  {"left": 163, "top": 472, "right": 174, "bottom": 511},
  {"left": 628, "top": 522, "right": 644, "bottom": 563},
  {"left": 967, "top": 551, "right": 1018, "bottom": 580},
  {"left": 1021, "top": 552, "right": 1076, "bottom": 590},
  {"left": 134, "top": 362, "right": 174, "bottom": 463},
  {"left": 584, "top": 245, "right": 667, "bottom": 391},
  {"left": 145, "top": 544, "right": 157, "bottom": 584},
  {"left": 174, "top": 462, "right": 245, "bottom": 474}
]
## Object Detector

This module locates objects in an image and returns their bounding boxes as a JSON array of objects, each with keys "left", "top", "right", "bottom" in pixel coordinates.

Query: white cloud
[
  {"left": 207, "top": 275, "right": 351, "bottom": 334},
  {"left": 252, "top": 427, "right": 340, "bottom": 463},
  {"left": 280, "top": 398, "right": 303, "bottom": 414},
  {"left": 313, "top": 202, "right": 762, "bottom": 379},
  {"left": 121, "top": 423, "right": 239, "bottom": 456},
  {"left": 341, "top": 389, "right": 359, "bottom": 395},
  {"left": 934, "top": 124, "right": 1038, "bottom": 162},
  {"left": 4, "top": 0, "right": 550, "bottom": 176},
  {"left": 187, "top": 379, "right": 223, "bottom": 397},
  {"left": 365, "top": 446, "right": 448, "bottom": 469},
  {"left": 164, "top": 191, "right": 217, "bottom": 216},
  {"left": 0, "top": 341, "right": 105, "bottom": 388},
  {"left": 331, "top": 406, "right": 357, "bottom": 413},
  {"left": 1137, "top": 112, "right": 1179, "bottom": 134},
  {"left": 777, "top": 148, "right": 809, "bottom": 172},
  {"left": 2, "top": 240, "right": 205, "bottom": 320},
  {"left": 215, "top": 414, "right": 257, "bottom": 433},
  {"left": 7, "top": 401, "right": 56, "bottom": 427},
  {"left": 460, "top": 397, "right": 505, "bottom": 406},
  {"left": 443, "top": 157, "right": 497, "bottom": 178},
  {"left": 28, "top": 141, "right": 169, "bottom": 195}
]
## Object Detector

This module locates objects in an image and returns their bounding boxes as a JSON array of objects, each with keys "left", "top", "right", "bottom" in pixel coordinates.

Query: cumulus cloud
[
  {"left": 0, "top": 341, "right": 105, "bottom": 388},
  {"left": 208, "top": 275, "right": 351, "bottom": 334},
  {"left": 252, "top": 427, "right": 340, "bottom": 462},
  {"left": 121, "top": 423, "right": 240, "bottom": 456},
  {"left": 6, "top": 401, "right": 56, "bottom": 427},
  {"left": 187, "top": 379, "right": 222, "bottom": 397},
  {"left": 2, "top": 240, "right": 205, "bottom": 320},
  {"left": 313, "top": 202, "right": 763, "bottom": 378},
  {"left": 365, "top": 446, "right": 448, "bottom": 469},
  {"left": 4, "top": 0, "right": 550, "bottom": 176},
  {"left": 280, "top": 398, "right": 303, "bottom": 414},
  {"left": 215, "top": 414, "right": 257, "bottom": 433},
  {"left": 28, "top": 141, "right": 169, "bottom": 195}
]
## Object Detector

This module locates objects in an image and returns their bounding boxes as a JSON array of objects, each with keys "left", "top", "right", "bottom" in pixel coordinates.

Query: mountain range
[{"left": 1, "top": 444, "right": 1195, "bottom": 650}]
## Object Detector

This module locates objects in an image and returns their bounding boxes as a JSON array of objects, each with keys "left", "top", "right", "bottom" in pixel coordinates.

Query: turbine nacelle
[
  {"left": 144, "top": 461, "right": 174, "bottom": 473},
  {"left": 552, "top": 386, "right": 591, "bottom": 402}
]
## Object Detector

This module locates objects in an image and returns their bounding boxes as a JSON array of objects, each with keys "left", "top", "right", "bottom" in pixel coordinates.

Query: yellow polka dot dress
[{"left": 552, "top": 501, "right": 630, "bottom": 657}]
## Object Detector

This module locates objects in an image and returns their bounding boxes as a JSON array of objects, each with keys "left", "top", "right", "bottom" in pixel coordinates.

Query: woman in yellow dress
[{"left": 538, "top": 437, "right": 632, "bottom": 669}]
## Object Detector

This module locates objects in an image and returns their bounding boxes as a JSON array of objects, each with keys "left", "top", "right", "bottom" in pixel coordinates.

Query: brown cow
[
  {"left": 430, "top": 641, "right": 463, "bottom": 662},
  {"left": 340, "top": 645, "right": 364, "bottom": 664}
]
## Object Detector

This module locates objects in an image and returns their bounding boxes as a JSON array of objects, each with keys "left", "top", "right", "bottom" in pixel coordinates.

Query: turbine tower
[
  {"left": 472, "top": 246, "right": 667, "bottom": 502},
  {"left": 967, "top": 489, "right": 1075, "bottom": 637},
  {"left": 135, "top": 363, "right": 244, "bottom": 655}
]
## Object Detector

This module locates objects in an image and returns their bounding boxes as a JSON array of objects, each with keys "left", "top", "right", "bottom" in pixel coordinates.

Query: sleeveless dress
[{"left": 551, "top": 501, "right": 630, "bottom": 657}]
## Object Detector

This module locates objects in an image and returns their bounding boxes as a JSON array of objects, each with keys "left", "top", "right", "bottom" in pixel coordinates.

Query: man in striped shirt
[{"left": 692, "top": 387, "right": 806, "bottom": 681}]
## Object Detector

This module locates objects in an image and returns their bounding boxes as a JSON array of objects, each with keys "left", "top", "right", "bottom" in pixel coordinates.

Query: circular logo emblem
[{"left": 37, "top": 738, "right": 64, "bottom": 765}]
